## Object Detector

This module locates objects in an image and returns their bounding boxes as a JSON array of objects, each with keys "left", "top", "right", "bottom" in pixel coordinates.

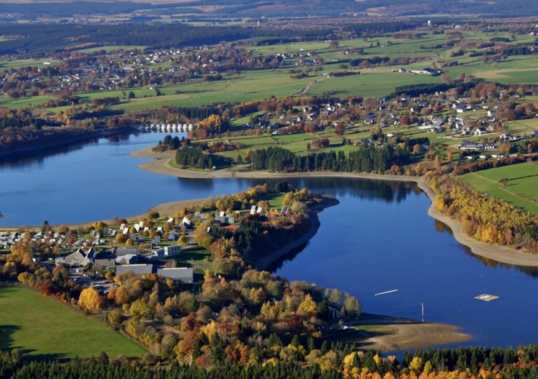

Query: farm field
[
  {"left": 3, "top": 30, "right": 538, "bottom": 112},
  {"left": 461, "top": 162, "right": 538, "bottom": 214},
  {"left": 109, "top": 70, "right": 308, "bottom": 111},
  {"left": 77, "top": 45, "right": 147, "bottom": 53},
  {"left": 0, "top": 287, "right": 146, "bottom": 359},
  {"left": 0, "top": 58, "right": 58, "bottom": 70},
  {"left": 0, "top": 95, "right": 53, "bottom": 109},
  {"left": 445, "top": 56, "right": 538, "bottom": 85},
  {"left": 308, "top": 69, "right": 442, "bottom": 98},
  {"left": 199, "top": 127, "right": 366, "bottom": 160}
]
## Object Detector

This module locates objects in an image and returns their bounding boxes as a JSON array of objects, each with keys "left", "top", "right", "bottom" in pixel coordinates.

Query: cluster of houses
[
  {"left": 0, "top": 229, "right": 111, "bottom": 251},
  {"left": 273, "top": 50, "right": 319, "bottom": 67},
  {"left": 50, "top": 245, "right": 193, "bottom": 294},
  {"left": 417, "top": 115, "right": 495, "bottom": 136},
  {"left": 458, "top": 140, "right": 498, "bottom": 151},
  {"left": 395, "top": 67, "right": 444, "bottom": 76}
]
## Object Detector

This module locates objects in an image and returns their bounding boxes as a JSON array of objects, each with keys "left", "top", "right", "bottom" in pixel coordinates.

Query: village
[{"left": 0, "top": 186, "right": 303, "bottom": 298}]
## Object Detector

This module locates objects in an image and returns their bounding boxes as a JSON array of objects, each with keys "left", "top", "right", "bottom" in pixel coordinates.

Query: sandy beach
[
  {"left": 348, "top": 313, "right": 471, "bottom": 352},
  {"left": 131, "top": 150, "right": 538, "bottom": 267}
]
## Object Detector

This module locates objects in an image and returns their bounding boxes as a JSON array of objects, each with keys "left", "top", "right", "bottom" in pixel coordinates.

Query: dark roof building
[
  {"left": 156, "top": 267, "right": 194, "bottom": 284},
  {"left": 116, "top": 264, "right": 153, "bottom": 276}
]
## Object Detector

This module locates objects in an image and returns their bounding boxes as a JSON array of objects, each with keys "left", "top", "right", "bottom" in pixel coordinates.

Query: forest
[
  {"left": 175, "top": 147, "right": 231, "bottom": 169},
  {"left": 247, "top": 146, "right": 411, "bottom": 174},
  {"left": 0, "top": 24, "right": 332, "bottom": 56},
  {"left": 427, "top": 170, "right": 538, "bottom": 252},
  {"left": 5, "top": 344, "right": 538, "bottom": 379}
]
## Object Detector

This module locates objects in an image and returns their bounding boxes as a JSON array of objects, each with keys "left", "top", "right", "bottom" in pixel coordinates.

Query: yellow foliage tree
[{"left": 78, "top": 287, "right": 104, "bottom": 313}]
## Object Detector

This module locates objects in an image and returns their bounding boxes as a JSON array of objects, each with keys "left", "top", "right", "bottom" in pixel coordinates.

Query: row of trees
[
  {"left": 427, "top": 170, "right": 538, "bottom": 251},
  {"left": 175, "top": 147, "right": 230, "bottom": 170},
  {"left": 6, "top": 343, "right": 538, "bottom": 378},
  {"left": 247, "top": 146, "right": 411, "bottom": 174}
]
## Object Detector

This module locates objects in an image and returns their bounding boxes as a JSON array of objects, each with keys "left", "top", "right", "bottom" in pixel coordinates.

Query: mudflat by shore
[
  {"left": 347, "top": 313, "right": 471, "bottom": 352},
  {"left": 131, "top": 150, "right": 538, "bottom": 268}
]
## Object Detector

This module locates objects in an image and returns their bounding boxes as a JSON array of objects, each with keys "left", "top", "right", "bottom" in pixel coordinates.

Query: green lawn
[
  {"left": 461, "top": 162, "right": 538, "bottom": 214},
  {"left": 0, "top": 95, "right": 54, "bottom": 109},
  {"left": 170, "top": 246, "right": 211, "bottom": 268},
  {"left": 260, "top": 192, "right": 286, "bottom": 208},
  {"left": 0, "top": 287, "right": 145, "bottom": 359}
]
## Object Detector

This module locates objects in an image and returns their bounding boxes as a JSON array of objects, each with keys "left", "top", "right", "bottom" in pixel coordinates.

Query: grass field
[
  {"left": 76, "top": 45, "right": 147, "bottom": 53},
  {"left": 0, "top": 287, "right": 145, "bottom": 359},
  {"left": 309, "top": 69, "right": 442, "bottom": 98},
  {"left": 461, "top": 162, "right": 538, "bottom": 214},
  {"left": 0, "top": 58, "right": 59, "bottom": 70},
  {"left": 2, "top": 31, "right": 538, "bottom": 113},
  {"left": 260, "top": 192, "right": 286, "bottom": 208},
  {"left": 199, "top": 127, "right": 366, "bottom": 160},
  {"left": 0, "top": 95, "right": 53, "bottom": 109}
]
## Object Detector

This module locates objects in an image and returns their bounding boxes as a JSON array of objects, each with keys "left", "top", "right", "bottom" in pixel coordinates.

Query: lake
[{"left": 1, "top": 132, "right": 537, "bottom": 349}]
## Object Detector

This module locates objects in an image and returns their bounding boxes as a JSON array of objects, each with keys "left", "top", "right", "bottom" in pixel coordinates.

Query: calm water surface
[{"left": 1, "top": 132, "right": 537, "bottom": 349}]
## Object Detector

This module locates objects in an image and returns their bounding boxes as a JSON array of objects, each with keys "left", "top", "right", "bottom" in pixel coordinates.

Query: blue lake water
[{"left": 1, "top": 132, "right": 537, "bottom": 349}]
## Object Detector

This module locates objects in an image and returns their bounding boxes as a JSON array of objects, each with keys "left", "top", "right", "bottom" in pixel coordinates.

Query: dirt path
[{"left": 292, "top": 80, "right": 317, "bottom": 97}]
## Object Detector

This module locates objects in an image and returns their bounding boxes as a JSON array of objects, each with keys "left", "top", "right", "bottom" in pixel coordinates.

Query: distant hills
[{"left": 0, "top": 0, "right": 537, "bottom": 19}]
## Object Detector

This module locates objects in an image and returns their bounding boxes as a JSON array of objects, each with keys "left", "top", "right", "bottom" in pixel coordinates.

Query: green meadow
[
  {"left": 461, "top": 162, "right": 538, "bottom": 214},
  {"left": 0, "top": 287, "right": 145, "bottom": 359}
]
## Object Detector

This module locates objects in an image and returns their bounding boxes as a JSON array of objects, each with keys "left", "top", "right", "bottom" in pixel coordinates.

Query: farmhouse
[{"left": 459, "top": 141, "right": 482, "bottom": 151}]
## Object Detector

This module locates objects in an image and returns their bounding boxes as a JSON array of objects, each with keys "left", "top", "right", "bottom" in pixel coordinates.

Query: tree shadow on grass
[
  {"left": 0, "top": 325, "right": 19, "bottom": 351},
  {"left": 0, "top": 324, "right": 67, "bottom": 361}
]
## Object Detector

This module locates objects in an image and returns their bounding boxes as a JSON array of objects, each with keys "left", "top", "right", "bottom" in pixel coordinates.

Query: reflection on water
[
  {"left": 251, "top": 177, "right": 420, "bottom": 204},
  {"left": 0, "top": 133, "right": 132, "bottom": 169},
  {"left": 0, "top": 138, "right": 100, "bottom": 169},
  {"left": 431, "top": 218, "right": 538, "bottom": 278},
  {"left": 266, "top": 242, "right": 310, "bottom": 273},
  {"left": 3, "top": 132, "right": 538, "bottom": 349}
]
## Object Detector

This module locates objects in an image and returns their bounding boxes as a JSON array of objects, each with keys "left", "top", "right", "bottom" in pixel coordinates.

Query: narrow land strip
[{"left": 132, "top": 151, "right": 538, "bottom": 267}]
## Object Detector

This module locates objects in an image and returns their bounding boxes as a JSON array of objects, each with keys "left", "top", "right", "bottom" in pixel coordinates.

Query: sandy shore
[
  {"left": 130, "top": 147, "right": 175, "bottom": 159},
  {"left": 0, "top": 197, "right": 208, "bottom": 230},
  {"left": 133, "top": 153, "right": 538, "bottom": 267},
  {"left": 346, "top": 313, "right": 471, "bottom": 352}
]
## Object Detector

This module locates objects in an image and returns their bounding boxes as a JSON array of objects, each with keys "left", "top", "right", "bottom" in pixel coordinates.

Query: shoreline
[
  {"left": 0, "top": 126, "right": 135, "bottom": 159},
  {"left": 251, "top": 196, "right": 339, "bottom": 271},
  {"left": 342, "top": 313, "right": 471, "bottom": 352},
  {"left": 132, "top": 152, "right": 538, "bottom": 267},
  {"left": 3, "top": 147, "right": 473, "bottom": 351}
]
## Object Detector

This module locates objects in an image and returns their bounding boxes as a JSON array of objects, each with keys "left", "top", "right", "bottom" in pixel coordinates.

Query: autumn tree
[{"left": 79, "top": 287, "right": 104, "bottom": 313}]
